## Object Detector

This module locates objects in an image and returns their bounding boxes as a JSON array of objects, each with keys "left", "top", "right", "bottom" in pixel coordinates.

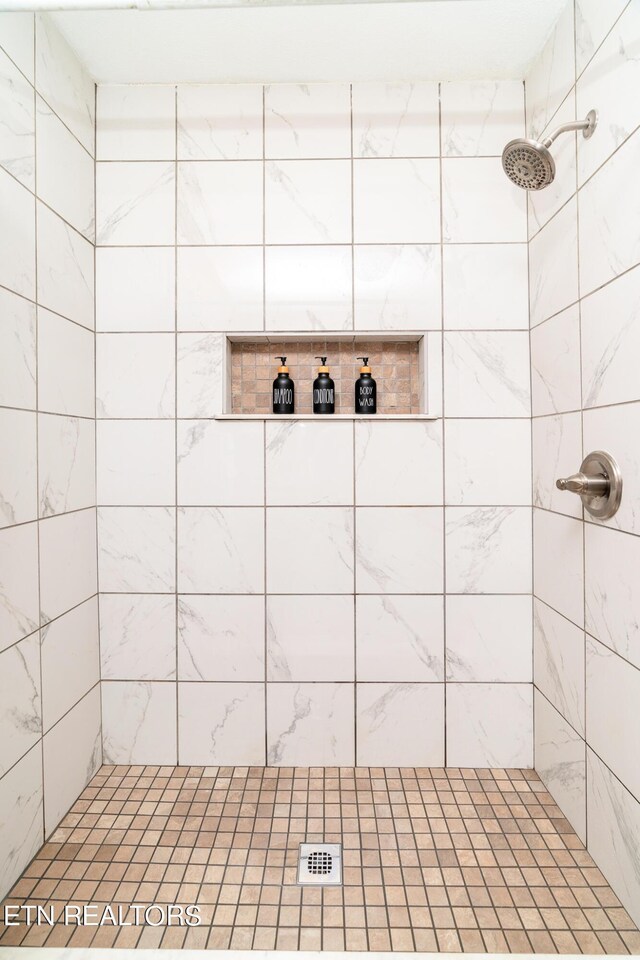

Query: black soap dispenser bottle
[
  {"left": 355, "top": 357, "right": 377, "bottom": 414},
  {"left": 272, "top": 357, "right": 295, "bottom": 414},
  {"left": 313, "top": 357, "right": 335, "bottom": 414}
]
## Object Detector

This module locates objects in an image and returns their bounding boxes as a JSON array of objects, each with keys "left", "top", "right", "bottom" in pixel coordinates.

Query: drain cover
[{"left": 297, "top": 843, "right": 342, "bottom": 885}]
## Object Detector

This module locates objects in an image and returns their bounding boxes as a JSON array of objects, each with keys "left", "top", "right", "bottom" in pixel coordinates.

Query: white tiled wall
[
  {"left": 94, "top": 78, "right": 532, "bottom": 771},
  {"left": 0, "top": 13, "right": 100, "bottom": 901},
  {"left": 527, "top": 0, "right": 640, "bottom": 926}
]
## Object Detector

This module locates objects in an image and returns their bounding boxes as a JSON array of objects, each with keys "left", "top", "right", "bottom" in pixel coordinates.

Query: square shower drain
[{"left": 297, "top": 842, "right": 342, "bottom": 885}]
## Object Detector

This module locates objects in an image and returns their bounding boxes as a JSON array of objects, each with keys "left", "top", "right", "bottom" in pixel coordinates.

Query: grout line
[
  {"left": 173, "top": 84, "right": 179, "bottom": 765},
  {"left": 524, "top": 73, "right": 535, "bottom": 775},
  {"left": 437, "top": 80, "right": 449, "bottom": 767},
  {"left": 32, "top": 11, "right": 47, "bottom": 848}
]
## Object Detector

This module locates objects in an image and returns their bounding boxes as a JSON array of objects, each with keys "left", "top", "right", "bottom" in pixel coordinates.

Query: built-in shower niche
[{"left": 219, "top": 332, "right": 440, "bottom": 419}]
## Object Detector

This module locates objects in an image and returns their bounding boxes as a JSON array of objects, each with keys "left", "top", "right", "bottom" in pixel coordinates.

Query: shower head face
[{"left": 502, "top": 138, "right": 556, "bottom": 190}]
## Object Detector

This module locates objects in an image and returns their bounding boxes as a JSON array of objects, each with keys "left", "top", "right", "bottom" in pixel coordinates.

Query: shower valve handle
[
  {"left": 556, "top": 472, "right": 609, "bottom": 496},
  {"left": 555, "top": 451, "right": 622, "bottom": 520}
]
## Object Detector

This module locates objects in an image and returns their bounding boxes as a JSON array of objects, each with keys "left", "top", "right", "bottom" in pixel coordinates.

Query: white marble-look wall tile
[
  {"left": 0, "top": 12, "right": 35, "bottom": 82},
  {"left": 267, "top": 595, "right": 354, "bottom": 682},
  {"left": 527, "top": 92, "right": 577, "bottom": 239},
  {"left": 446, "top": 506, "right": 532, "bottom": 594},
  {"left": 0, "top": 165, "right": 35, "bottom": 300},
  {"left": 178, "top": 160, "right": 262, "bottom": 244},
  {"left": 39, "top": 508, "right": 97, "bottom": 623},
  {"left": 36, "top": 97, "right": 94, "bottom": 240},
  {"left": 177, "top": 83, "right": 263, "bottom": 160},
  {"left": 445, "top": 419, "right": 531, "bottom": 506},
  {"left": 267, "top": 506, "right": 353, "bottom": 594},
  {"left": 96, "top": 333, "right": 175, "bottom": 418},
  {"left": 178, "top": 420, "right": 264, "bottom": 506},
  {"left": 587, "top": 636, "right": 640, "bottom": 800},
  {"left": 98, "top": 506, "right": 175, "bottom": 593},
  {"left": 178, "top": 507, "right": 264, "bottom": 593},
  {"left": 43, "top": 685, "right": 101, "bottom": 837},
  {"left": 41, "top": 596, "right": 99, "bottom": 731},
  {"left": 446, "top": 594, "right": 532, "bottom": 682},
  {"left": 0, "top": 633, "right": 41, "bottom": 776},
  {"left": 356, "top": 507, "right": 443, "bottom": 594},
  {"left": 0, "top": 744, "right": 43, "bottom": 902},
  {"left": 578, "top": 130, "right": 640, "bottom": 296},
  {"left": 179, "top": 246, "right": 263, "bottom": 331},
  {"left": 102, "top": 681, "right": 176, "bottom": 764},
  {"left": 266, "top": 159, "right": 351, "bottom": 244},
  {"left": 178, "top": 682, "right": 265, "bottom": 765},
  {"left": 442, "top": 244, "right": 529, "bottom": 330},
  {"left": 39, "top": 413, "right": 95, "bottom": 517},
  {"left": 532, "top": 412, "right": 583, "bottom": 519},
  {"left": 444, "top": 332, "right": 530, "bottom": 417},
  {"left": 585, "top": 523, "right": 640, "bottom": 671},
  {"left": 267, "top": 421, "right": 353, "bottom": 506},
  {"left": 534, "top": 597, "right": 585, "bottom": 735},
  {"left": 583, "top": 402, "right": 640, "bottom": 536},
  {"left": 529, "top": 197, "right": 579, "bottom": 328},
  {"left": 525, "top": 0, "right": 575, "bottom": 140},
  {"left": 96, "top": 247, "right": 175, "bottom": 332},
  {"left": 97, "top": 420, "right": 175, "bottom": 506},
  {"left": 101, "top": 594, "right": 176, "bottom": 681},
  {"left": 38, "top": 309, "right": 94, "bottom": 418},
  {"left": 356, "top": 595, "right": 444, "bottom": 682},
  {"left": 267, "top": 682, "right": 354, "bottom": 766},
  {"left": 357, "top": 683, "right": 444, "bottom": 766},
  {"left": 35, "top": 13, "right": 95, "bottom": 154},
  {"left": 575, "top": 0, "right": 629, "bottom": 75},
  {"left": 97, "top": 84, "right": 176, "bottom": 160},
  {"left": 577, "top": 3, "right": 640, "bottom": 186},
  {"left": 581, "top": 264, "right": 640, "bottom": 410},
  {"left": 442, "top": 158, "right": 526, "bottom": 243},
  {"left": 353, "top": 159, "right": 440, "bottom": 243},
  {"left": 0, "top": 288, "right": 36, "bottom": 409},
  {"left": 531, "top": 305, "right": 581, "bottom": 416},
  {"left": 0, "top": 48, "right": 34, "bottom": 189},
  {"left": 534, "top": 691, "right": 586, "bottom": 843},
  {"left": 441, "top": 81, "right": 524, "bottom": 157},
  {"left": 0, "top": 408, "right": 37, "bottom": 529},
  {"left": 37, "top": 203, "right": 94, "bottom": 330},
  {"left": 533, "top": 508, "right": 584, "bottom": 627},
  {"left": 266, "top": 246, "right": 352, "bottom": 331},
  {"left": 96, "top": 161, "right": 175, "bottom": 245},
  {"left": 448, "top": 682, "right": 533, "bottom": 767},
  {"left": 355, "top": 420, "right": 442, "bottom": 506},
  {"left": 176, "top": 333, "right": 224, "bottom": 418},
  {"left": 354, "top": 245, "right": 440, "bottom": 331},
  {"left": 351, "top": 81, "right": 439, "bottom": 159},
  {"left": 265, "top": 82, "right": 351, "bottom": 159},
  {"left": 587, "top": 749, "right": 640, "bottom": 928},
  {"left": 179, "top": 595, "right": 263, "bottom": 681},
  {"left": 0, "top": 522, "right": 39, "bottom": 652}
]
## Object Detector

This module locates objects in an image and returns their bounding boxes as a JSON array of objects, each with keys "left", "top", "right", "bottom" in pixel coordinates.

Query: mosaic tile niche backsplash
[{"left": 231, "top": 340, "right": 421, "bottom": 414}]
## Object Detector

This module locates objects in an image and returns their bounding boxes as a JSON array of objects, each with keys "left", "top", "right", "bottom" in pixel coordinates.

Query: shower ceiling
[{"left": 43, "top": 0, "right": 568, "bottom": 83}]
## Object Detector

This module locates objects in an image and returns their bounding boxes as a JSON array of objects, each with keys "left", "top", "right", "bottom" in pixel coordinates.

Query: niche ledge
[{"left": 217, "top": 330, "right": 442, "bottom": 420}]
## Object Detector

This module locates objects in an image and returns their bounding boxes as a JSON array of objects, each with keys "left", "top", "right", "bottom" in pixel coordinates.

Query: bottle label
[
  {"left": 274, "top": 387, "right": 293, "bottom": 405},
  {"left": 313, "top": 388, "right": 334, "bottom": 405},
  {"left": 358, "top": 395, "right": 375, "bottom": 408},
  {"left": 359, "top": 385, "right": 374, "bottom": 395}
]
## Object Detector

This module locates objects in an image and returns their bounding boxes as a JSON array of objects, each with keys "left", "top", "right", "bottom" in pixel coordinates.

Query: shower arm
[{"left": 542, "top": 111, "right": 598, "bottom": 148}]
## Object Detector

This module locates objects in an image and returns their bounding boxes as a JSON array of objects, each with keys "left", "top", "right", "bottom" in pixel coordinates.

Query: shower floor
[{"left": 1, "top": 765, "right": 638, "bottom": 954}]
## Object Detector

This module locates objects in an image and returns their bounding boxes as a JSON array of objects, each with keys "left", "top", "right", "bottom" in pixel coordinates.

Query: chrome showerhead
[
  {"left": 502, "top": 138, "right": 555, "bottom": 190},
  {"left": 502, "top": 110, "right": 598, "bottom": 191}
]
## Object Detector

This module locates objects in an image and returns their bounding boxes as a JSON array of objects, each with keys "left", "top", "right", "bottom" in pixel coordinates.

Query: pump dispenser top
[
  {"left": 316, "top": 356, "right": 329, "bottom": 372},
  {"left": 276, "top": 356, "right": 289, "bottom": 372}
]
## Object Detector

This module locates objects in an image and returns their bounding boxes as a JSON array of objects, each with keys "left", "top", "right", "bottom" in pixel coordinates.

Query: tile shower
[{"left": 0, "top": 0, "right": 639, "bottom": 953}]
